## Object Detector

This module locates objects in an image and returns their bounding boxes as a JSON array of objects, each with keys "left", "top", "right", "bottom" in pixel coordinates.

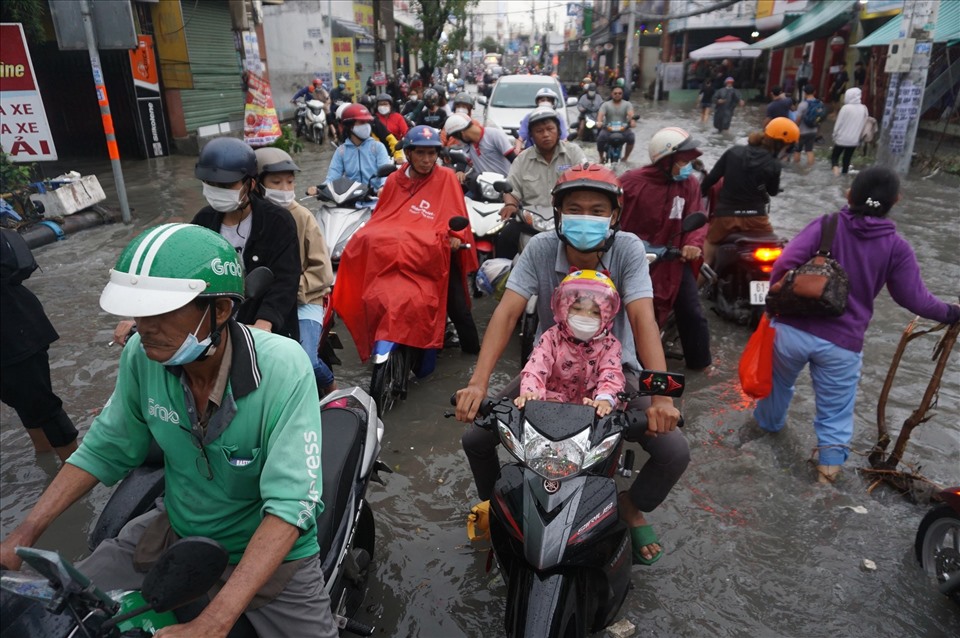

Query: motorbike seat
[
  {"left": 315, "top": 407, "right": 364, "bottom": 562},
  {"left": 724, "top": 232, "right": 781, "bottom": 245}
]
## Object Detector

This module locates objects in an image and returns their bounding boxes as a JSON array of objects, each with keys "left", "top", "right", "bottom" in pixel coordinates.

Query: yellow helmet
[{"left": 765, "top": 117, "right": 800, "bottom": 144}]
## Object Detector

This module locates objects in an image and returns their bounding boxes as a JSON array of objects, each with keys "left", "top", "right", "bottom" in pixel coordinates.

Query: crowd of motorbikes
[{"left": 2, "top": 74, "right": 956, "bottom": 638}]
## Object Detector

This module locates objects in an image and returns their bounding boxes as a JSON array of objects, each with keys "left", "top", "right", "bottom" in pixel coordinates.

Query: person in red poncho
[
  {"left": 332, "top": 125, "right": 480, "bottom": 361},
  {"left": 619, "top": 127, "right": 711, "bottom": 370}
]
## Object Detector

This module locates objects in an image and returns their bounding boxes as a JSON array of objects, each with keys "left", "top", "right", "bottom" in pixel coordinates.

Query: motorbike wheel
[
  {"left": 519, "top": 313, "right": 538, "bottom": 366},
  {"left": 370, "top": 347, "right": 409, "bottom": 414},
  {"left": 914, "top": 504, "right": 960, "bottom": 602}
]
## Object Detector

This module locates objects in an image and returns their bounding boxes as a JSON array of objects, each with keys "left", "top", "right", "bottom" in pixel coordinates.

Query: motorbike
[
  {"left": 642, "top": 212, "right": 709, "bottom": 360},
  {"left": 915, "top": 485, "right": 960, "bottom": 604},
  {"left": 1, "top": 537, "right": 230, "bottom": 636},
  {"left": 443, "top": 148, "right": 510, "bottom": 269},
  {"left": 305, "top": 99, "right": 327, "bottom": 145},
  {"left": 570, "top": 111, "right": 599, "bottom": 143},
  {"left": 453, "top": 370, "right": 686, "bottom": 637},
  {"left": 699, "top": 228, "right": 786, "bottom": 328},
  {"left": 368, "top": 217, "right": 472, "bottom": 414},
  {"left": 294, "top": 98, "right": 309, "bottom": 139}
]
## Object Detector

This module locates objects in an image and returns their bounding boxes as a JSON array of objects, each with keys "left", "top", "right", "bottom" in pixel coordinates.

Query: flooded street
[{"left": 2, "top": 99, "right": 958, "bottom": 637}]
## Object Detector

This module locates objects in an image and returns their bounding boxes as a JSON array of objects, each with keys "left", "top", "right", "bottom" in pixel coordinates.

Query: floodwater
[{"left": 2, "top": 96, "right": 958, "bottom": 637}]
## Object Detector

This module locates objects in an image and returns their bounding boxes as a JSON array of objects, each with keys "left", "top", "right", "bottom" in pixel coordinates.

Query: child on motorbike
[{"left": 515, "top": 270, "right": 625, "bottom": 417}]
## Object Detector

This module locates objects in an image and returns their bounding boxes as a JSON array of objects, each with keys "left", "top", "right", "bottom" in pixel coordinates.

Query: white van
[{"left": 478, "top": 75, "right": 577, "bottom": 139}]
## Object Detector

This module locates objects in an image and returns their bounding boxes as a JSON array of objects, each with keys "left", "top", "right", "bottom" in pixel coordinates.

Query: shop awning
[
  {"left": 332, "top": 18, "right": 373, "bottom": 40},
  {"left": 394, "top": 11, "right": 422, "bottom": 30},
  {"left": 855, "top": 1, "right": 960, "bottom": 47},
  {"left": 689, "top": 36, "right": 763, "bottom": 60},
  {"left": 749, "top": 0, "right": 858, "bottom": 50}
]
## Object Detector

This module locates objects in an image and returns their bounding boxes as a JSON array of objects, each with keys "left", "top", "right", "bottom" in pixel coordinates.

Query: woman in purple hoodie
[{"left": 754, "top": 167, "right": 959, "bottom": 483}]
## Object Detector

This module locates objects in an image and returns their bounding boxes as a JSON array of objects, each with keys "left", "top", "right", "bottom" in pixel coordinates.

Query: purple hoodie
[{"left": 771, "top": 206, "right": 959, "bottom": 352}]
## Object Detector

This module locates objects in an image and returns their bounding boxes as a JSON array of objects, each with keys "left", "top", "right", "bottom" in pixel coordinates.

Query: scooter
[
  {"left": 455, "top": 370, "right": 686, "bottom": 637},
  {"left": 600, "top": 121, "right": 628, "bottom": 165},
  {"left": 1, "top": 537, "right": 230, "bottom": 636},
  {"left": 570, "top": 111, "right": 598, "bottom": 143},
  {"left": 443, "top": 148, "right": 510, "bottom": 269},
  {"left": 915, "top": 485, "right": 960, "bottom": 605},
  {"left": 305, "top": 99, "right": 327, "bottom": 145},
  {"left": 642, "top": 212, "right": 708, "bottom": 360},
  {"left": 368, "top": 217, "right": 472, "bottom": 414},
  {"left": 700, "top": 229, "right": 786, "bottom": 328},
  {"left": 294, "top": 98, "right": 309, "bottom": 138}
]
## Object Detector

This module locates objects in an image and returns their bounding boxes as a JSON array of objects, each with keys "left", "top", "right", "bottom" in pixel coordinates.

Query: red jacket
[
  {"left": 619, "top": 165, "right": 707, "bottom": 325},
  {"left": 332, "top": 164, "right": 477, "bottom": 361},
  {"left": 376, "top": 111, "right": 409, "bottom": 141}
]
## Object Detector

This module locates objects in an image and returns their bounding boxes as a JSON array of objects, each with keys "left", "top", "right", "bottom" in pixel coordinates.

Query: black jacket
[
  {"left": 192, "top": 195, "right": 301, "bottom": 341},
  {"left": 701, "top": 144, "right": 781, "bottom": 215}
]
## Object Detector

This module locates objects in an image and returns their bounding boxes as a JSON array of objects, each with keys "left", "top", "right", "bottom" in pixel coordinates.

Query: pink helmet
[{"left": 550, "top": 269, "right": 621, "bottom": 336}]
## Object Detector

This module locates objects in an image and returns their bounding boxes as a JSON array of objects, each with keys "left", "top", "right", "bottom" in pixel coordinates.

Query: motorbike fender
[
  {"left": 504, "top": 568, "right": 587, "bottom": 638},
  {"left": 371, "top": 340, "right": 399, "bottom": 365},
  {"left": 319, "top": 387, "right": 383, "bottom": 481},
  {"left": 520, "top": 472, "right": 586, "bottom": 570}
]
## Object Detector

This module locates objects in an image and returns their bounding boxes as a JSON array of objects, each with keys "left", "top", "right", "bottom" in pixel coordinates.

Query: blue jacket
[{"left": 325, "top": 137, "right": 391, "bottom": 191}]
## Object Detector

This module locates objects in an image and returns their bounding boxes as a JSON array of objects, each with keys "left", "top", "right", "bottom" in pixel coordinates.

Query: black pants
[
  {"left": 673, "top": 266, "right": 712, "bottom": 370},
  {"left": 447, "top": 258, "right": 480, "bottom": 354},
  {"left": 1, "top": 347, "right": 78, "bottom": 447},
  {"left": 831, "top": 145, "right": 856, "bottom": 173},
  {"left": 494, "top": 219, "right": 536, "bottom": 261}
]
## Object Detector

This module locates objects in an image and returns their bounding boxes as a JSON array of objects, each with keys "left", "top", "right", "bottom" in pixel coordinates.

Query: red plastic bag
[{"left": 738, "top": 315, "right": 776, "bottom": 399}]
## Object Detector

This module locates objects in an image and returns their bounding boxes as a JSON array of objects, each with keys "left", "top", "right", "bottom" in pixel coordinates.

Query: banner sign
[
  {"left": 0, "top": 23, "right": 58, "bottom": 161},
  {"left": 243, "top": 72, "right": 282, "bottom": 147},
  {"left": 128, "top": 35, "right": 170, "bottom": 158},
  {"left": 333, "top": 37, "right": 361, "bottom": 97}
]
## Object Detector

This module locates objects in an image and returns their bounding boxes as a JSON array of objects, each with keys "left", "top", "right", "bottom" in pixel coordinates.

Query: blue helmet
[{"left": 403, "top": 125, "right": 442, "bottom": 147}]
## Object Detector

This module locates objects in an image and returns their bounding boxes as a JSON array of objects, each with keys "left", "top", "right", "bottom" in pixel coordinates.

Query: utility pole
[
  {"left": 79, "top": 0, "right": 131, "bottom": 223},
  {"left": 624, "top": 0, "right": 636, "bottom": 98},
  {"left": 876, "top": 0, "right": 940, "bottom": 175}
]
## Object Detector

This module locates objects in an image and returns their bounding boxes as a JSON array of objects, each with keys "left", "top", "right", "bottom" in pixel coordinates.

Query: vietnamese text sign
[
  {"left": 0, "top": 23, "right": 58, "bottom": 161},
  {"left": 333, "top": 38, "right": 361, "bottom": 97},
  {"left": 243, "top": 73, "right": 282, "bottom": 147},
  {"left": 128, "top": 34, "right": 170, "bottom": 158}
]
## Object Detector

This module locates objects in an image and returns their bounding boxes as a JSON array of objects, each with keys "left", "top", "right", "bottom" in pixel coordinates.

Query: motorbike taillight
[{"left": 752, "top": 247, "right": 782, "bottom": 273}]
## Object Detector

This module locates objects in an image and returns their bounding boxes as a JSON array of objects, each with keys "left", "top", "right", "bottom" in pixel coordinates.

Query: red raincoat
[
  {"left": 619, "top": 165, "right": 708, "bottom": 325},
  {"left": 332, "top": 164, "right": 478, "bottom": 361}
]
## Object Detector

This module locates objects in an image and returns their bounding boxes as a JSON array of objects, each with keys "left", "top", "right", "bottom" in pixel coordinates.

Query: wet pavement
[{"left": 1, "top": 97, "right": 959, "bottom": 637}]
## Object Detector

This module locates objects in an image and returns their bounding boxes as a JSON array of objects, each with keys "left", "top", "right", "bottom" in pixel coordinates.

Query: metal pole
[
  {"left": 876, "top": 0, "right": 940, "bottom": 175},
  {"left": 624, "top": 0, "right": 636, "bottom": 97},
  {"left": 79, "top": 0, "right": 131, "bottom": 224}
]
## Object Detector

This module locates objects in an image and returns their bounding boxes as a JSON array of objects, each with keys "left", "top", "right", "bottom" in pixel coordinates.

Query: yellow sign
[
  {"left": 354, "top": 0, "right": 374, "bottom": 31},
  {"left": 150, "top": 0, "right": 192, "bottom": 89},
  {"left": 332, "top": 38, "right": 361, "bottom": 98}
]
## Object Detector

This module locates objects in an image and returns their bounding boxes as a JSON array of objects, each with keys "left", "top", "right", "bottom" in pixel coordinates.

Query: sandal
[{"left": 630, "top": 524, "right": 663, "bottom": 566}]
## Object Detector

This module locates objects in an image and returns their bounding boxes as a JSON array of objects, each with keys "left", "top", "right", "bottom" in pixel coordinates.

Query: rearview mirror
[
  {"left": 682, "top": 212, "right": 708, "bottom": 233},
  {"left": 477, "top": 96, "right": 488, "bottom": 106},
  {"left": 244, "top": 267, "right": 274, "bottom": 301},
  {"left": 566, "top": 96, "right": 578, "bottom": 107},
  {"left": 141, "top": 537, "right": 228, "bottom": 613},
  {"left": 376, "top": 163, "right": 397, "bottom": 178},
  {"left": 448, "top": 216, "right": 470, "bottom": 232},
  {"left": 493, "top": 181, "right": 513, "bottom": 194}
]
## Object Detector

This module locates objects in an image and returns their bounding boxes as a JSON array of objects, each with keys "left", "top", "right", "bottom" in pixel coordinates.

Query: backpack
[
  {"left": 0, "top": 227, "right": 39, "bottom": 285},
  {"left": 802, "top": 98, "right": 826, "bottom": 127}
]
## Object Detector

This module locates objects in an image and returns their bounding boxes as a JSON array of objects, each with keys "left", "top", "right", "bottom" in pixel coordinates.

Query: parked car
[{"left": 478, "top": 74, "right": 576, "bottom": 139}]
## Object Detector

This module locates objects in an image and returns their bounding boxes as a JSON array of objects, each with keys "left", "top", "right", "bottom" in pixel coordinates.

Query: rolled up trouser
[{"left": 0, "top": 347, "right": 78, "bottom": 447}]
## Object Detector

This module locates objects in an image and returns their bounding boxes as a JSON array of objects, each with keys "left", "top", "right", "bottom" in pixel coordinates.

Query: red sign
[
  {"left": 0, "top": 23, "right": 57, "bottom": 161},
  {"left": 128, "top": 34, "right": 159, "bottom": 89},
  {"left": 243, "top": 72, "right": 281, "bottom": 147}
]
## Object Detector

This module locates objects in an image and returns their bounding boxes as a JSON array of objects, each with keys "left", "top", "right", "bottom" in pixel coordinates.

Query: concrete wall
[{"left": 261, "top": 1, "right": 354, "bottom": 119}]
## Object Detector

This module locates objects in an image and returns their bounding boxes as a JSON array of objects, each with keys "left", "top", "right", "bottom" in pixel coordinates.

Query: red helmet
[
  {"left": 340, "top": 103, "right": 374, "bottom": 124},
  {"left": 312, "top": 78, "right": 322, "bottom": 87},
  {"left": 552, "top": 163, "right": 623, "bottom": 212}
]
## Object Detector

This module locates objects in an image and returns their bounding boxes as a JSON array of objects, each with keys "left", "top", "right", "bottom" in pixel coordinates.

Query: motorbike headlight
[
  {"left": 582, "top": 432, "right": 620, "bottom": 469},
  {"left": 499, "top": 421, "right": 524, "bottom": 462},
  {"left": 481, "top": 182, "right": 499, "bottom": 201},
  {"left": 522, "top": 210, "right": 555, "bottom": 233},
  {"left": 523, "top": 422, "right": 591, "bottom": 480}
]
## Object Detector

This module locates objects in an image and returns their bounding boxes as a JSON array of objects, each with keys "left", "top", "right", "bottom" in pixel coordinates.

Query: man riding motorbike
[
  {"left": 323, "top": 104, "right": 392, "bottom": 193},
  {"left": 443, "top": 113, "right": 516, "bottom": 195},
  {"left": 596, "top": 85, "right": 636, "bottom": 163},
  {"left": 414, "top": 88, "right": 447, "bottom": 130},
  {"left": 619, "top": 127, "right": 711, "bottom": 370},
  {"left": 497, "top": 107, "right": 586, "bottom": 259},
  {"left": 455, "top": 163, "right": 688, "bottom": 566},
  {"left": 514, "top": 88, "right": 568, "bottom": 153},
  {"left": 0, "top": 225, "right": 339, "bottom": 638},
  {"left": 332, "top": 125, "right": 480, "bottom": 358},
  {"left": 573, "top": 83, "right": 604, "bottom": 141}
]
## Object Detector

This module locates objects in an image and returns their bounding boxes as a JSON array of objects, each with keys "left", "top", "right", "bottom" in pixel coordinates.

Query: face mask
[
  {"left": 567, "top": 315, "right": 601, "bottom": 341},
  {"left": 156, "top": 306, "right": 216, "bottom": 367},
  {"left": 456, "top": 107, "right": 470, "bottom": 115},
  {"left": 264, "top": 187, "right": 295, "bottom": 207},
  {"left": 561, "top": 214, "right": 612, "bottom": 251},
  {"left": 352, "top": 123, "right": 372, "bottom": 139},
  {"left": 338, "top": 83, "right": 345, "bottom": 89},
  {"left": 378, "top": 105, "right": 391, "bottom": 115},
  {"left": 202, "top": 183, "right": 243, "bottom": 213},
  {"left": 537, "top": 100, "right": 552, "bottom": 107},
  {"left": 673, "top": 164, "right": 694, "bottom": 181},
  {"left": 588, "top": 91, "right": 596, "bottom": 98}
]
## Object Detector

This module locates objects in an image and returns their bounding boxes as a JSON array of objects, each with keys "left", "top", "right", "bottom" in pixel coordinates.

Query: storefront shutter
[{"left": 180, "top": 0, "right": 245, "bottom": 133}]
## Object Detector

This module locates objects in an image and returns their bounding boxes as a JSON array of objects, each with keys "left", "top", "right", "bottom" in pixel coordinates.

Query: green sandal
[{"left": 630, "top": 524, "right": 663, "bottom": 565}]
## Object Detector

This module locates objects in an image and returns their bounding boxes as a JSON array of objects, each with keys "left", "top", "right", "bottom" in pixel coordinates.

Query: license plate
[{"left": 749, "top": 280, "right": 769, "bottom": 305}]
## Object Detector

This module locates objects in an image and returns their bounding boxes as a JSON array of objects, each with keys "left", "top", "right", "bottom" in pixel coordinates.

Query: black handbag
[{"left": 765, "top": 213, "right": 849, "bottom": 317}]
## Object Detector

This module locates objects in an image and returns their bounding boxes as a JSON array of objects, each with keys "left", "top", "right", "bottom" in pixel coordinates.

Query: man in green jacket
[{"left": 0, "top": 224, "right": 338, "bottom": 638}]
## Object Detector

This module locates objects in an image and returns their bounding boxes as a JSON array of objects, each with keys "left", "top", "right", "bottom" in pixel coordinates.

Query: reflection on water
[{"left": 1, "top": 99, "right": 957, "bottom": 636}]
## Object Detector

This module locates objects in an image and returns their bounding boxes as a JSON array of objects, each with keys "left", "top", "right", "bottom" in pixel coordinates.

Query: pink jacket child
[{"left": 516, "top": 270, "right": 626, "bottom": 417}]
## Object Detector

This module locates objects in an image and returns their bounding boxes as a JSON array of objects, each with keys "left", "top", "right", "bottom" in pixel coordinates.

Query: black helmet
[
  {"left": 376, "top": 93, "right": 392, "bottom": 104},
  {"left": 424, "top": 88, "right": 439, "bottom": 107},
  {"left": 195, "top": 137, "right": 257, "bottom": 183}
]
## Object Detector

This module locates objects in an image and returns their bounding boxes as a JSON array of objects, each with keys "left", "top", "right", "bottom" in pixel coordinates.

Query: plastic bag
[{"left": 738, "top": 314, "right": 776, "bottom": 399}]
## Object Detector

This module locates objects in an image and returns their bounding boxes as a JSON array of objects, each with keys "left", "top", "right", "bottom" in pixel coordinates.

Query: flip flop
[{"left": 630, "top": 524, "right": 663, "bottom": 566}]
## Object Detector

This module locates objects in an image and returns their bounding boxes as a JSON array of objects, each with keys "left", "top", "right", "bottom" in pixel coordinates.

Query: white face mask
[
  {"left": 352, "top": 123, "right": 372, "bottom": 140},
  {"left": 567, "top": 315, "right": 601, "bottom": 341},
  {"left": 377, "top": 105, "right": 391, "bottom": 115},
  {"left": 202, "top": 183, "right": 243, "bottom": 213},
  {"left": 264, "top": 187, "right": 295, "bottom": 207},
  {"left": 456, "top": 107, "right": 470, "bottom": 115}
]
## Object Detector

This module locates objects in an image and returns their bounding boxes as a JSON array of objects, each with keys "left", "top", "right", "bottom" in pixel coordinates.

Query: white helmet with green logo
[{"left": 100, "top": 224, "right": 244, "bottom": 317}]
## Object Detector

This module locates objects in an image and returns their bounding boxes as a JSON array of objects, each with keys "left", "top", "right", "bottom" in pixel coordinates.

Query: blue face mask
[
  {"left": 561, "top": 214, "right": 612, "bottom": 251},
  {"left": 151, "top": 306, "right": 216, "bottom": 367},
  {"left": 673, "top": 163, "right": 694, "bottom": 181}
]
